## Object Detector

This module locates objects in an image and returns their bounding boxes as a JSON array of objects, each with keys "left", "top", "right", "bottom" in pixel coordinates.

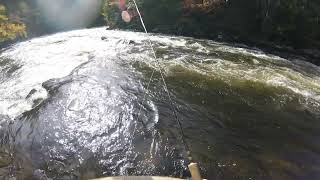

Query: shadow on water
[
  {"left": 0, "top": 28, "right": 320, "bottom": 179},
  {"left": 164, "top": 67, "right": 320, "bottom": 179},
  {"left": 132, "top": 60, "right": 320, "bottom": 179}
]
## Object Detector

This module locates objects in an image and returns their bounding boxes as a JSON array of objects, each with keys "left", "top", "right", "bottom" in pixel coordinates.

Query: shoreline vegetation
[
  {"left": 0, "top": 0, "right": 319, "bottom": 65},
  {"left": 0, "top": 5, "right": 26, "bottom": 44}
]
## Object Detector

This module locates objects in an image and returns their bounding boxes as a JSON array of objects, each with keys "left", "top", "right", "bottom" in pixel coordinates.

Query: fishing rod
[{"left": 128, "top": 0, "right": 203, "bottom": 179}]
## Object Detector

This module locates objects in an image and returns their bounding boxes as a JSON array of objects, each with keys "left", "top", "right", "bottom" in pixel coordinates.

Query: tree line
[{"left": 0, "top": 0, "right": 319, "bottom": 49}]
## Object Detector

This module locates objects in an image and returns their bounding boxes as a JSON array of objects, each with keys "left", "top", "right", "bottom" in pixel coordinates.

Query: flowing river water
[{"left": 0, "top": 28, "right": 320, "bottom": 180}]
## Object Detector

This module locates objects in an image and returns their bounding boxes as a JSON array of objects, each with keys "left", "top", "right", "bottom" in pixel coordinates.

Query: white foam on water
[
  {"left": 0, "top": 28, "right": 119, "bottom": 118},
  {"left": 215, "top": 45, "right": 286, "bottom": 62},
  {"left": 1, "top": 27, "right": 320, "bottom": 118}
]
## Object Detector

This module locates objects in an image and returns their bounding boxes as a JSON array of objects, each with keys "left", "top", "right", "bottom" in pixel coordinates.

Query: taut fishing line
[{"left": 131, "top": 0, "right": 192, "bottom": 161}]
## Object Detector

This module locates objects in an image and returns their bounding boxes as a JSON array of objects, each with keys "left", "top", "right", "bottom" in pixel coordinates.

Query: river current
[{"left": 0, "top": 28, "right": 320, "bottom": 179}]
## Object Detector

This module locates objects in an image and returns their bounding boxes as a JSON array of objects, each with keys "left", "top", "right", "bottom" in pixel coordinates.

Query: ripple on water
[{"left": 0, "top": 28, "right": 320, "bottom": 179}]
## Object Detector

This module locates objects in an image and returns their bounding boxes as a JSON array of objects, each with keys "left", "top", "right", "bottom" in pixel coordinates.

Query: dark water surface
[{"left": 0, "top": 28, "right": 320, "bottom": 180}]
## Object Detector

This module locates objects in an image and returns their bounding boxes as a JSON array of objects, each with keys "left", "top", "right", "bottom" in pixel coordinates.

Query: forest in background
[
  {"left": 0, "top": 0, "right": 319, "bottom": 51},
  {"left": 0, "top": 0, "right": 105, "bottom": 45}
]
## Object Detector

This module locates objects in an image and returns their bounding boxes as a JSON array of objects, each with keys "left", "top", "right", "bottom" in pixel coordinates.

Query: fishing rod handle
[{"left": 188, "top": 162, "right": 202, "bottom": 180}]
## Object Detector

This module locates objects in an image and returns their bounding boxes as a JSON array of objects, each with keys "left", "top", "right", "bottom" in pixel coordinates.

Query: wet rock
[{"left": 26, "top": 89, "right": 37, "bottom": 99}]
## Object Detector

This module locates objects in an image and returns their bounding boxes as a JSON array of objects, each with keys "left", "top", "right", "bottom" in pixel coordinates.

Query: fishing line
[{"left": 131, "top": 0, "right": 192, "bottom": 160}]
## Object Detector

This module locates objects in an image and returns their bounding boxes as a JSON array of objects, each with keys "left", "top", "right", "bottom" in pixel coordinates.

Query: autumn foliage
[{"left": 0, "top": 4, "right": 26, "bottom": 43}]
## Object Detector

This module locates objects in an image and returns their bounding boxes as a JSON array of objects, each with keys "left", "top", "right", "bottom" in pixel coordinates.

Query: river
[{"left": 0, "top": 28, "right": 320, "bottom": 180}]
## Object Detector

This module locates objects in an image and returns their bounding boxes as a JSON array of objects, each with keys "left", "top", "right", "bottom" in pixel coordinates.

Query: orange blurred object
[{"left": 121, "top": 10, "right": 139, "bottom": 23}]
